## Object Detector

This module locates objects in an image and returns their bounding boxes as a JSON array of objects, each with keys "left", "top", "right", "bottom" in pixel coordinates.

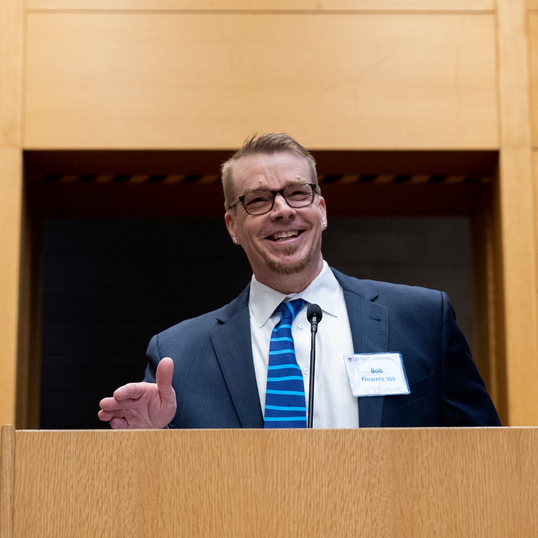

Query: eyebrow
[{"left": 240, "top": 180, "right": 308, "bottom": 197}]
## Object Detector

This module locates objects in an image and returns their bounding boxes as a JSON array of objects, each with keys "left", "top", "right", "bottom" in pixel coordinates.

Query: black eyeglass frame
[{"left": 228, "top": 183, "right": 318, "bottom": 215}]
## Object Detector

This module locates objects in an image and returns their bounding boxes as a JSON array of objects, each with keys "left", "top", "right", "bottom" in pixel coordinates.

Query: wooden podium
[{"left": 1, "top": 425, "right": 537, "bottom": 537}]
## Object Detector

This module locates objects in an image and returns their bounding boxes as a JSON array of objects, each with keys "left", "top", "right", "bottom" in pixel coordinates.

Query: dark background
[{"left": 40, "top": 216, "right": 473, "bottom": 429}]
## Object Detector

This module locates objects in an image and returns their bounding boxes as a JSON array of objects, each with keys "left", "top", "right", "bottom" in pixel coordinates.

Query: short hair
[{"left": 221, "top": 133, "right": 319, "bottom": 211}]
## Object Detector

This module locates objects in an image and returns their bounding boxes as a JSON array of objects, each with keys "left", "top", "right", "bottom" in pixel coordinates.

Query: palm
[
  {"left": 98, "top": 357, "right": 177, "bottom": 429},
  {"left": 120, "top": 385, "right": 176, "bottom": 429}
]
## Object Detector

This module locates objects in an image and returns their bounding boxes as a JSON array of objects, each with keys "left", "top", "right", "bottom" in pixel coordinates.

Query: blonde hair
[{"left": 221, "top": 133, "right": 319, "bottom": 211}]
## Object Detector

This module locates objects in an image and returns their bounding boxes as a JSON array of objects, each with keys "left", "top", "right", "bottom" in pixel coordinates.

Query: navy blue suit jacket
[{"left": 144, "top": 268, "right": 501, "bottom": 428}]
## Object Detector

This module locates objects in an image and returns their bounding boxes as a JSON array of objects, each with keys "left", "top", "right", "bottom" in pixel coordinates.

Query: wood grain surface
[
  {"left": 0, "top": 150, "right": 23, "bottom": 429},
  {"left": 496, "top": 0, "right": 538, "bottom": 426},
  {"left": 23, "top": 12, "right": 497, "bottom": 149},
  {"left": 26, "top": 1, "right": 495, "bottom": 13},
  {"left": 0, "top": 0, "right": 24, "bottom": 428},
  {"left": 7, "top": 428, "right": 538, "bottom": 537},
  {"left": 0, "top": 425, "right": 15, "bottom": 538}
]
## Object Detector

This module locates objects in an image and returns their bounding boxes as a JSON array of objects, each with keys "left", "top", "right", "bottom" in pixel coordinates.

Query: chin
[
  {"left": 266, "top": 259, "right": 309, "bottom": 276},
  {"left": 265, "top": 248, "right": 315, "bottom": 276}
]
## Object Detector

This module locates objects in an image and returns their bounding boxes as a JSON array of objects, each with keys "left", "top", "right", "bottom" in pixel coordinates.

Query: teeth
[{"left": 272, "top": 230, "right": 299, "bottom": 241}]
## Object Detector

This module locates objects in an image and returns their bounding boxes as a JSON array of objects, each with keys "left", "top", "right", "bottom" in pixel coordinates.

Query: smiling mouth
[{"left": 269, "top": 230, "right": 302, "bottom": 242}]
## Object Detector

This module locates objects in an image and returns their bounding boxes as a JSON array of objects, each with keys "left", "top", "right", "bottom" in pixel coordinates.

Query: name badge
[{"left": 344, "top": 353, "right": 410, "bottom": 397}]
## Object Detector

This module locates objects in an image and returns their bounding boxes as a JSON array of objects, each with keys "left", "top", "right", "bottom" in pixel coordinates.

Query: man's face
[{"left": 225, "top": 152, "right": 327, "bottom": 293}]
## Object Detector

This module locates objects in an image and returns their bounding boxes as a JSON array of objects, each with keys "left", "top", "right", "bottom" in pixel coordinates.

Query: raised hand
[{"left": 98, "top": 357, "right": 177, "bottom": 429}]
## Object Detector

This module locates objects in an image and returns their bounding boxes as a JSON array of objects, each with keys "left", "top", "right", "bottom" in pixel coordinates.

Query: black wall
[{"left": 40, "top": 216, "right": 472, "bottom": 429}]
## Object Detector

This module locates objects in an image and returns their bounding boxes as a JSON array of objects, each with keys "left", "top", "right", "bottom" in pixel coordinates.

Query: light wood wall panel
[
  {"left": 26, "top": 1, "right": 495, "bottom": 12},
  {"left": 0, "top": 150, "right": 23, "bottom": 428},
  {"left": 529, "top": 13, "right": 538, "bottom": 147},
  {"left": 495, "top": 0, "right": 538, "bottom": 425},
  {"left": 0, "top": 0, "right": 23, "bottom": 147},
  {"left": 24, "top": 12, "right": 497, "bottom": 150},
  {"left": 527, "top": 5, "right": 538, "bottom": 426},
  {"left": 0, "top": 0, "right": 24, "bottom": 427}
]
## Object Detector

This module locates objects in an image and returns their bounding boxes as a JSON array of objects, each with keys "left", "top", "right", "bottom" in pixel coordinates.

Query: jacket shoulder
[
  {"left": 331, "top": 267, "right": 445, "bottom": 307},
  {"left": 156, "top": 283, "right": 250, "bottom": 343}
]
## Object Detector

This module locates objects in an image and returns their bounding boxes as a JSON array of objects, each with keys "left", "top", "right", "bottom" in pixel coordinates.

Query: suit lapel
[
  {"left": 335, "top": 270, "right": 388, "bottom": 428},
  {"left": 210, "top": 288, "right": 264, "bottom": 428},
  {"left": 210, "top": 270, "right": 390, "bottom": 429}
]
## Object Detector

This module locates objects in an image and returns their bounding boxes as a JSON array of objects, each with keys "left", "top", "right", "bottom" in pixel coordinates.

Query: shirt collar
[{"left": 249, "top": 260, "right": 342, "bottom": 328}]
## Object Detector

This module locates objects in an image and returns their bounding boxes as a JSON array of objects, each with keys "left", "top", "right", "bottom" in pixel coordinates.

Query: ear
[
  {"left": 225, "top": 211, "right": 239, "bottom": 244},
  {"left": 318, "top": 196, "right": 327, "bottom": 227}
]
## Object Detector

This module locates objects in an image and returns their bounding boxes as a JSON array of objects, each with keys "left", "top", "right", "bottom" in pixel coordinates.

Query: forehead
[{"left": 232, "top": 152, "right": 310, "bottom": 194}]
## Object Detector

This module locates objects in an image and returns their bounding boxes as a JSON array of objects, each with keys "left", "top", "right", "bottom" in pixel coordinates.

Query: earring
[
  {"left": 323, "top": 222, "right": 327, "bottom": 227},
  {"left": 233, "top": 238, "right": 238, "bottom": 243}
]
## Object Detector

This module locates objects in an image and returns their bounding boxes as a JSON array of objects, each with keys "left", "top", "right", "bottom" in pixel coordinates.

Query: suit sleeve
[{"left": 440, "top": 292, "right": 501, "bottom": 426}]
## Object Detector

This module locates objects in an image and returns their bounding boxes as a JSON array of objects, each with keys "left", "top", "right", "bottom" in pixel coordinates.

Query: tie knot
[{"left": 276, "top": 299, "right": 306, "bottom": 322}]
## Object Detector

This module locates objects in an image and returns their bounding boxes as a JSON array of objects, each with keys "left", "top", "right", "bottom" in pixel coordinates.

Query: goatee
[{"left": 265, "top": 245, "right": 314, "bottom": 275}]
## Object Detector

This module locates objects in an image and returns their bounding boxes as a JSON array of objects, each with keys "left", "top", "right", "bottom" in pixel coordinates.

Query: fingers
[
  {"left": 98, "top": 384, "right": 153, "bottom": 425},
  {"left": 109, "top": 417, "right": 129, "bottom": 429},
  {"left": 98, "top": 407, "right": 125, "bottom": 421},
  {"left": 99, "top": 396, "right": 117, "bottom": 411},
  {"left": 113, "top": 382, "right": 151, "bottom": 402},
  {"left": 97, "top": 408, "right": 112, "bottom": 421},
  {"left": 98, "top": 408, "right": 131, "bottom": 429},
  {"left": 156, "top": 357, "right": 175, "bottom": 399}
]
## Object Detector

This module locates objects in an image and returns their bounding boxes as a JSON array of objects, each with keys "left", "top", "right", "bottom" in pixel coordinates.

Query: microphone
[
  {"left": 306, "top": 304, "right": 323, "bottom": 428},
  {"left": 307, "top": 304, "right": 323, "bottom": 330}
]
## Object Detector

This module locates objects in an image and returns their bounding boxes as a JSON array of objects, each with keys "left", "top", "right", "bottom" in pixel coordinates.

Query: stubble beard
[{"left": 264, "top": 242, "right": 317, "bottom": 276}]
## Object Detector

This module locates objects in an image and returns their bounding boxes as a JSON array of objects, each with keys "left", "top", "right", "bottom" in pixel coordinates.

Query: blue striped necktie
[{"left": 264, "top": 299, "right": 307, "bottom": 428}]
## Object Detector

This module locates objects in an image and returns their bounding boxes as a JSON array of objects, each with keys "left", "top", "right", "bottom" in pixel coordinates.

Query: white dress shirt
[{"left": 249, "top": 261, "right": 359, "bottom": 428}]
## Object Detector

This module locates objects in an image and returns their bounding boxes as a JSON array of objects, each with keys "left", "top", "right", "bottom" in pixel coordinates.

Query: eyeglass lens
[{"left": 243, "top": 184, "right": 314, "bottom": 215}]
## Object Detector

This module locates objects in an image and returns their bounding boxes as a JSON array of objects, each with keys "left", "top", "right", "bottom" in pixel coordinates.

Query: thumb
[{"left": 156, "top": 357, "right": 175, "bottom": 399}]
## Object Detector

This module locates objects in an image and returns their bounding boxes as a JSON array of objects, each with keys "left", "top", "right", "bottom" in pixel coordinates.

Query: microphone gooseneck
[{"left": 306, "top": 304, "right": 323, "bottom": 428}]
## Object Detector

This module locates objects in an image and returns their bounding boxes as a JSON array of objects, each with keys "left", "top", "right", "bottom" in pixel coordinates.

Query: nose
[{"left": 270, "top": 192, "right": 296, "bottom": 218}]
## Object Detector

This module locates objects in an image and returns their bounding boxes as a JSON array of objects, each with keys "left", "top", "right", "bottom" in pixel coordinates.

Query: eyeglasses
[{"left": 229, "top": 183, "right": 317, "bottom": 216}]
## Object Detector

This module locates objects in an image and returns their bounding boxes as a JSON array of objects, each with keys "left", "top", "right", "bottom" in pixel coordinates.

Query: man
[{"left": 98, "top": 133, "right": 500, "bottom": 429}]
